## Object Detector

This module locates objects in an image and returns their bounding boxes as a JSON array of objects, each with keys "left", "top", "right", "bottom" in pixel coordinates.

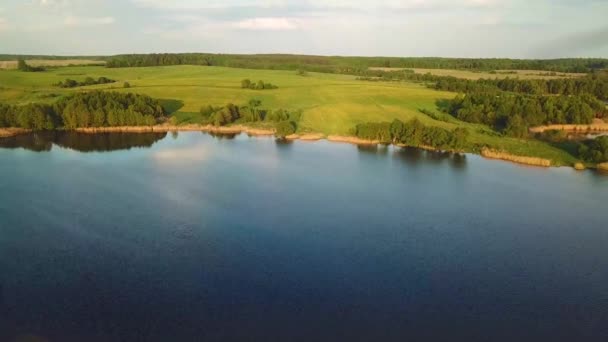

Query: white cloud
[
  {"left": 234, "top": 17, "right": 299, "bottom": 30},
  {"left": 64, "top": 15, "right": 115, "bottom": 27},
  {"left": 131, "top": 0, "right": 502, "bottom": 11},
  {"left": 39, "top": 0, "right": 70, "bottom": 7},
  {"left": 131, "top": 0, "right": 280, "bottom": 10}
]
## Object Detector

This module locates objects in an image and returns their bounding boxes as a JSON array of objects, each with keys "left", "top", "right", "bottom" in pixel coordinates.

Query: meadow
[{"left": 0, "top": 64, "right": 578, "bottom": 164}]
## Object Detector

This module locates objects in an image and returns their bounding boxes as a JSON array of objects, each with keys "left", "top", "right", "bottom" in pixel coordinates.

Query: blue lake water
[{"left": 0, "top": 132, "right": 607, "bottom": 341}]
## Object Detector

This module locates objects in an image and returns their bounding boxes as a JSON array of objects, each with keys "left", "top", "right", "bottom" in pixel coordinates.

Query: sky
[{"left": 0, "top": 0, "right": 607, "bottom": 58}]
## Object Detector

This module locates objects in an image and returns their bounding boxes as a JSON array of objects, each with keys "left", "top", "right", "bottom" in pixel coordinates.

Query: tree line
[
  {"left": 0, "top": 91, "right": 165, "bottom": 130},
  {"left": 432, "top": 73, "right": 608, "bottom": 101},
  {"left": 200, "top": 99, "right": 300, "bottom": 137},
  {"left": 353, "top": 119, "right": 469, "bottom": 150},
  {"left": 54, "top": 77, "right": 116, "bottom": 88},
  {"left": 241, "top": 79, "right": 278, "bottom": 90},
  {"left": 357, "top": 69, "right": 608, "bottom": 101},
  {"left": 444, "top": 92, "right": 607, "bottom": 137},
  {"left": 104, "top": 53, "right": 608, "bottom": 73}
]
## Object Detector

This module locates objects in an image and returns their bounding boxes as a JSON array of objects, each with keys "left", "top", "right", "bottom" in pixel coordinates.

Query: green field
[{"left": 0, "top": 65, "right": 578, "bottom": 165}]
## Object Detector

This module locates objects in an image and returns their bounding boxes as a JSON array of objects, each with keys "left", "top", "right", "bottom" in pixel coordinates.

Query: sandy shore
[
  {"left": 74, "top": 124, "right": 275, "bottom": 136},
  {"left": 480, "top": 148, "right": 552, "bottom": 167},
  {"left": 0, "top": 128, "right": 31, "bottom": 138},
  {"left": 285, "top": 133, "right": 325, "bottom": 141},
  {"left": 327, "top": 135, "right": 381, "bottom": 145},
  {"left": 530, "top": 120, "right": 608, "bottom": 133}
]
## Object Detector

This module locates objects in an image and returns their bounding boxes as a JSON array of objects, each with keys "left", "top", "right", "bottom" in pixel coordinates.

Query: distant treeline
[
  {"left": 432, "top": 73, "right": 608, "bottom": 100},
  {"left": 241, "top": 79, "right": 278, "bottom": 90},
  {"left": 353, "top": 119, "right": 469, "bottom": 150},
  {"left": 0, "top": 91, "right": 165, "bottom": 130},
  {"left": 104, "top": 53, "right": 608, "bottom": 73},
  {"left": 200, "top": 99, "right": 300, "bottom": 137},
  {"left": 444, "top": 92, "right": 607, "bottom": 137},
  {"left": 54, "top": 76, "right": 116, "bottom": 88},
  {"left": 358, "top": 69, "right": 608, "bottom": 100}
]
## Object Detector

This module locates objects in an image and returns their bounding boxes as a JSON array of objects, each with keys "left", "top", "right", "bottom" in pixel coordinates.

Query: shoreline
[
  {"left": 0, "top": 128, "right": 31, "bottom": 138},
  {"left": 73, "top": 124, "right": 276, "bottom": 136},
  {"left": 530, "top": 121, "right": 608, "bottom": 134},
  {"left": 480, "top": 148, "right": 552, "bottom": 167},
  {"left": 0, "top": 125, "right": 600, "bottom": 170}
]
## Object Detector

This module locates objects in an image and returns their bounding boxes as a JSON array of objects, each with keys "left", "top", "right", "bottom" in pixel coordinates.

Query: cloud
[
  {"left": 0, "top": 17, "right": 7, "bottom": 31},
  {"left": 153, "top": 144, "right": 211, "bottom": 163},
  {"left": 131, "top": 0, "right": 274, "bottom": 10},
  {"left": 131, "top": 0, "right": 502, "bottom": 11},
  {"left": 234, "top": 17, "right": 299, "bottom": 30},
  {"left": 64, "top": 15, "right": 115, "bottom": 27},
  {"left": 535, "top": 25, "right": 608, "bottom": 57},
  {"left": 38, "top": 0, "right": 70, "bottom": 7}
]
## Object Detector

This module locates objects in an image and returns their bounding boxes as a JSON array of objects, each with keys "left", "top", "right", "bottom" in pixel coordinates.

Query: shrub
[{"left": 275, "top": 121, "right": 296, "bottom": 138}]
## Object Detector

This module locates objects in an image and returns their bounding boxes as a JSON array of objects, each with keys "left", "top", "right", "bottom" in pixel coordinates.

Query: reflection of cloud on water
[{"left": 152, "top": 143, "right": 211, "bottom": 164}]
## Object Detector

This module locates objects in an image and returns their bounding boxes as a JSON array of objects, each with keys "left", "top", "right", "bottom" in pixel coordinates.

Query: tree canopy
[
  {"left": 0, "top": 91, "right": 165, "bottom": 130},
  {"left": 353, "top": 118, "right": 469, "bottom": 150}
]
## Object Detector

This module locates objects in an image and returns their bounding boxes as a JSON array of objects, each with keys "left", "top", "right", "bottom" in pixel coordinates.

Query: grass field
[
  {"left": 0, "top": 65, "right": 578, "bottom": 165},
  {"left": 368, "top": 67, "right": 585, "bottom": 80}
]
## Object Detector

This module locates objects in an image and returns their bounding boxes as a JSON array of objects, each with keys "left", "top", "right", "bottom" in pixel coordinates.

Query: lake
[{"left": 0, "top": 132, "right": 607, "bottom": 342}]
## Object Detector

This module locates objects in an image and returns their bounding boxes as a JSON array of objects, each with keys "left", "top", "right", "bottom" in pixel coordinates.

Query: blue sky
[{"left": 0, "top": 0, "right": 607, "bottom": 58}]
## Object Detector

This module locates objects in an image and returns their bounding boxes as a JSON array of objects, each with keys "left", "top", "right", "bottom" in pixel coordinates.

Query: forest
[
  {"left": 353, "top": 119, "right": 469, "bottom": 150},
  {"left": 104, "top": 53, "right": 608, "bottom": 73},
  {"left": 0, "top": 91, "right": 165, "bottom": 129},
  {"left": 432, "top": 73, "right": 608, "bottom": 100},
  {"left": 444, "top": 92, "right": 606, "bottom": 137},
  {"left": 357, "top": 69, "right": 608, "bottom": 101}
]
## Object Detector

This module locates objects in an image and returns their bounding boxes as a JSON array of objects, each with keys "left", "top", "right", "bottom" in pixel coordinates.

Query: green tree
[{"left": 275, "top": 121, "right": 296, "bottom": 138}]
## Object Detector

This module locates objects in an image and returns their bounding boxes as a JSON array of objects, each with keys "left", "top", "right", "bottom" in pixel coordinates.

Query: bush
[
  {"left": 123, "top": 82, "right": 131, "bottom": 88},
  {"left": 240, "top": 79, "right": 278, "bottom": 90},
  {"left": 55, "top": 77, "right": 115, "bottom": 88},
  {"left": 275, "top": 121, "right": 296, "bottom": 138},
  {"left": 578, "top": 136, "right": 608, "bottom": 163},
  {"left": 17, "top": 59, "right": 44, "bottom": 72}
]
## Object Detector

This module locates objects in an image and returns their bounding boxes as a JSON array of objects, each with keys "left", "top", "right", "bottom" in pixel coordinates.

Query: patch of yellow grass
[
  {"left": 369, "top": 67, "right": 584, "bottom": 80},
  {"left": 481, "top": 147, "right": 551, "bottom": 167},
  {"left": 0, "top": 59, "right": 105, "bottom": 69}
]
